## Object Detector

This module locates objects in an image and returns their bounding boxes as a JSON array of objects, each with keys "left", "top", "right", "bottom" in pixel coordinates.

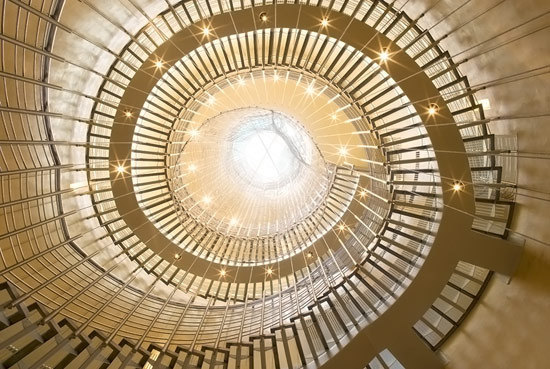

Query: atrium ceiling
[{"left": 0, "top": 0, "right": 548, "bottom": 368}]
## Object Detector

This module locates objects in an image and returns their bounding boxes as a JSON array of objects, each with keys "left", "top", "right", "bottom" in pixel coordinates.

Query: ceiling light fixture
[
  {"left": 154, "top": 60, "right": 163, "bottom": 69},
  {"left": 452, "top": 181, "right": 464, "bottom": 192},
  {"left": 202, "top": 27, "right": 210, "bottom": 36},
  {"left": 174, "top": 253, "right": 181, "bottom": 259},
  {"left": 220, "top": 269, "right": 227, "bottom": 277},
  {"left": 379, "top": 49, "right": 389, "bottom": 61},
  {"left": 116, "top": 165, "right": 125, "bottom": 174},
  {"left": 188, "top": 164, "right": 197, "bottom": 172},
  {"left": 266, "top": 268, "right": 273, "bottom": 275},
  {"left": 338, "top": 147, "right": 348, "bottom": 157},
  {"left": 330, "top": 113, "right": 338, "bottom": 120},
  {"left": 189, "top": 128, "right": 199, "bottom": 137},
  {"left": 124, "top": 111, "right": 132, "bottom": 118},
  {"left": 202, "top": 195, "right": 212, "bottom": 204},
  {"left": 259, "top": 12, "right": 268, "bottom": 22},
  {"left": 428, "top": 103, "right": 439, "bottom": 116}
]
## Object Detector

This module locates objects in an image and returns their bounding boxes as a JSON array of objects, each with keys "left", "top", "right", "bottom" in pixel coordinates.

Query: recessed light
[
  {"left": 188, "top": 164, "right": 197, "bottom": 172},
  {"left": 202, "top": 195, "right": 211, "bottom": 204},
  {"left": 202, "top": 27, "right": 210, "bottom": 36},
  {"left": 338, "top": 147, "right": 348, "bottom": 156},
  {"left": 220, "top": 269, "right": 226, "bottom": 277},
  {"left": 266, "top": 268, "right": 273, "bottom": 275},
  {"left": 259, "top": 12, "right": 268, "bottom": 22},
  {"left": 379, "top": 50, "right": 389, "bottom": 61},
  {"left": 428, "top": 103, "right": 439, "bottom": 116},
  {"left": 116, "top": 165, "right": 125, "bottom": 173},
  {"left": 452, "top": 181, "right": 464, "bottom": 192},
  {"left": 124, "top": 111, "right": 133, "bottom": 118},
  {"left": 321, "top": 18, "right": 329, "bottom": 27},
  {"left": 154, "top": 60, "right": 163, "bottom": 69},
  {"left": 174, "top": 253, "right": 181, "bottom": 259}
]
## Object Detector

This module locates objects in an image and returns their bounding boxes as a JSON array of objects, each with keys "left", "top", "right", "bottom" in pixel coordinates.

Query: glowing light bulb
[
  {"left": 189, "top": 128, "right": 199, "bottom": 137},
  {"left": 202, "top": 195, "right": 211, "bottom": 204},
  {"left": 266, "top": 268, "right": 273, "bottom": 275},
  {"left": 229, "top": 217, "right": 238, "bottom": 226},
  {"left": 306, "top": 84, "right": 315, "bottom": 95},
  {"left": 116, "top": 165, "right": 125, "bottom": 174},
  {"left": 452, "top": 181, "right": 464, "bottom": 192},
  {"left": 188, "top": 164, "right": 197, "bottom": 172},
  {"left": 124, "top": 111, "right": 133, "bottom": 118},
  {"left": 330, "top": 113, "right": 338, "bottom": 120},
  {"left": 237, "top": 77, "right": 245, "bottom": 86},
  {"left": 338, "top": 147, "right": 348, "bottom": 157},
  {"left": 203, "top": 27, "right": 210, "bottom": 36},
  {"left": 307, "top": 252, "right": 313, "bottom": 259},
  {"left": 273, "top": 73, "right": 280, "bottom": 82},
  {"left": 359, "top": 189, "right": 368, "bottom": 198},
  {"left": 154, "top": 60, "right": 163, "bottom": 68},
  {"left": 321, "top": 18, "right": 329, "bottom": 27},
  {"left": 174, "top": 253, "right": 181, "bottom": 259},
  {"left": 260, "top": 12, "right": 268, "bottom": 22},
  {"left": 207, "top": 96, "right": 215, "bottom": 105},
  {"left": 379, "top": 50, "right": 389, "bottom": 61},
  {"left": 220, "top": 269, "right": 226, "bottom": 277},
  {"left": 338, "top": 223, "right": 346, "bottom": 231},
  {"left": 428, "top": 104, "right": 439, "bottom": 116}
]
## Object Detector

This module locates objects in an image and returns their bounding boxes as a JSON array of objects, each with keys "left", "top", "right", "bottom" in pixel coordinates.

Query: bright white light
[
  {"left": 273, "top": 73, "right": 280, "bottom": 82},
  {"left": 124, "top": 111, "right": 133, "bottom": 118},
  {"left": 203, "top": 27, "right": 210, "bottom": 36},
  {"left": 338, "top": 223, "right": 346, "bottom": 231},
  {"left": 452, "top": 182, "right": 464, "bottom": 191},
  {"left": 321, "top": 18, "right": 329, "bottom": 27},
  {"left": 237, "top": 77, "right": 245, "bottom": 86},
  {"left": 231, "top": 113, "right": 312, "bottom": 189},
  {"left": 220, "top": 269, "right": 227, "bottom": 276},
  {"left": 174, "top": 253, "right": 181, "bottom": 259},
  {"left": 202, "top": 195, "right": 211, "bottom": 204},
  {"left": 379, "top": 50, "right": 389, "bottom": 61},
  {"left": 116, "top": 165, "right": 125, "bottom": 173},
  {"left": 306, "top": 84, "right": 315, "bottom": 95},
  {"left": 154, "top": 60, "right": 163, "bottom": 68},
  {"left": 266, "top": 268, "right": 273, "bottom": 275},
  {"left": 189, "top": 128, "right": 199, "bottom": 137},
  {"left": 207, "top": 96, "right": 215, "bottom": 105},
  {"left": 229, "top": 217, "right": 238, "bottom": 226},
  {"left": 188, "top": 164, "right": 197, "bottom": 172},
  {"left": 330, "top": 113, "right": 338, "bottom": 120},
  {"left": 359, "top": 189, "right": 367, "bottom": 198},
  {"left": 338, "top": 147, "right": 348, "bottom": 157}
]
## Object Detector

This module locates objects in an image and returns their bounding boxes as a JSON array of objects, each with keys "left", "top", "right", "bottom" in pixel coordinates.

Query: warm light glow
[
  {"left": 116, "top": 165, "right": 125, "bottom": 173},
  {"left": 452, "top": 181, "right": 464, "bottom": 192},
  {"left": 307, "top": 252, "right": 313, "bottom": 259},
  {"left": 321, "top": 18, "right": 329, "bottom": 27},
  {"left": 306, "top": 84, "right": 315, "bottom": 95},
  {"left": 237, "top": 77, "right": 245, "bottom": 86},
  {"left": 220, "top": 269, "right": 226, "bottom": 277},
  {"left": 229, "top": 217, "right": 238, "bottom": 226},
  {"left": 207, "top": 96, "right": 215, "bottom": 105},
  {"left": 266, "top": 268, "right": 273, "bottom": 275},
  {"left": 338, "top": 147, "right": 348, "bottom": 156},
  {"left": 188, "top": 164, "right": 197, "bottom": 172},
  {"left": 330, "top": 113, "right": 338, "bottom": 120},
  {"left": 379, "top": 50, "right": 389, "bottom": 61},
  {"left": 359, "top": 189, "right": 367, "bottom": 198},
  {"left": 174, "top": 253, "right": 181, "bottom": 259},
  {"left": 202, "top": 195, "right": 212, "bottom": 204},
  {"left": 154, "top": 60, "right": 163, "bottom": 69},
  {"left": 338, "top": 223, "right": 346, "bottom": 231},
  {"left": 189, "top": 128, "right": 199, "bottom": 137},
  {"left": 273, "top": 73, "right": 280, "bottom": 82},
  {"left": 202, "top": 27, "right": 210, "bottom": 36},
  {"left": 260, "top": 12, "right": 268, "bottom": 22},
  {"left": 124, "top": 111, "right": 132, "bottom": 118},
  {"left": 428, "top": 104, "right": 439, "bottom": 115}
]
